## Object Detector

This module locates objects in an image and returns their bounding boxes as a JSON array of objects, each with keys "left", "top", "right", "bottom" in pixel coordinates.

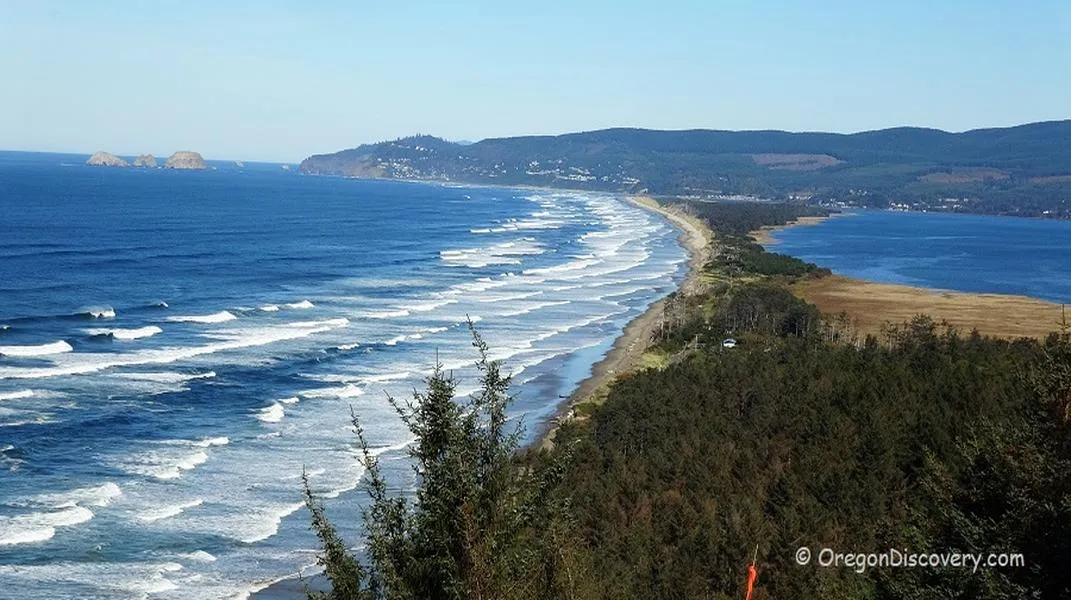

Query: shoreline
[
  {"left": 747, "top": 214, "right": 1066, "bottom": 340},
  {"left": 537, "top": 196, "right": 712, "bottom": 449},
  {"left": 750, "top": 214, "right": 836, "bottom": 245},
  {"left": 253, "top": 194, "right": 712, "bottom": 598}
]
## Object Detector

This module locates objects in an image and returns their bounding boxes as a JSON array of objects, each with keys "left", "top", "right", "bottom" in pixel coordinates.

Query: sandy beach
[
  {"left": 538, "top": 196, "right": 712, "bottom": 448},
  {"left": 750, "top": 214, "right": 833, "bottom": 245}
]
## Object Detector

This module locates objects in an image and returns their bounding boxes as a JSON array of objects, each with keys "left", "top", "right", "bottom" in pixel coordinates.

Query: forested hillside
[
  {"left": 304, "top": 201, "right": 1071, "bottom": 599},
  {"left": 300, "top": 122, "right": 1071, "bottom": 217}
]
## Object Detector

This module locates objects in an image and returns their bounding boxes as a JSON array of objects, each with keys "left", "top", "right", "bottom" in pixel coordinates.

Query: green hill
[{"left": 301, "top": 121, "right": 1071, "bottom": 217}]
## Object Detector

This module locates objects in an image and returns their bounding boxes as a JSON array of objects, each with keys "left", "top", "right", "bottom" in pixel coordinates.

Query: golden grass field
[{"left": 792, "top": 275, "right": 1066, "bottom": 340}]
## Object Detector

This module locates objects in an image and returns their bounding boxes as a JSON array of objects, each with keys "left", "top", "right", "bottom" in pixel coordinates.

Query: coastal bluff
[
  {"left": 165, "top": 151, "right": 207, "bottom": 169},
  {"left": 86, "top": 151, "right": 129, "bottom": 167}
]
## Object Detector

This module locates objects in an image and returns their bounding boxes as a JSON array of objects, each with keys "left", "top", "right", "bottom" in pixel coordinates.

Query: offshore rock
[
  {"left": 86, "top": 151, "right": 129, "bottom": 167},
  {"left": 133, "top": 154, "right": 158, "bottom": 167},
  {"left": 165, "top": 151, "right": 207, "bottom": 170}
]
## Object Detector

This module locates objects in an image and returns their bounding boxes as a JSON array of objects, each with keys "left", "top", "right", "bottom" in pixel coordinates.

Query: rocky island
[
  {"left": 86, "top": 151, "right": 129, "bottom": 167},
  {"left": 164, "top": 151, "right": 207, "bottom": 170},
  {"left": 133, "top": 154, "right": 157, "bottom": 167}
]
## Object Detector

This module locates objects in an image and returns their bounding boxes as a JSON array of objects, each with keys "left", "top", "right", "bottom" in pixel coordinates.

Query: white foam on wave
[
  {"left": 279, "top": 396, "right": 300, "bottom": 405},
  {"left": 117, "top": 448, "right": 209, "bottom": 480},
  {"left": 382, "top": 324, "right": 448, "bottom": 346},
  {"left": 0, "top": 389, "right": 34, "bottom": 401},
  {"left": 31, "top": 481, "right": 123, "bottom": 509},
  {"left": 522, "top": 257, "right": 603, "bottom": 277},
  {"left": 177, "top": 451, "right": 209, "bottom": 471},
  {"left": 84, "top": 325, "right": 163, "bottom": 340},
  {"left": 316, "top": 437, "right": 417, "bottom": 500},
  {"left": 440, "top": 239, "right": 545, "bottom": 268},
  {"left": 384, "top": 334, "right": 410, "bottom": 346},
  {"left": 0, "top": 481, "right": 121, "bottom": 547},
  {"left": 258, "top": 304, "right": 280, "bottom": 312},
  {"left": 442, "top": 276, "right": 514, "bottom": 296},
  {"left": 194, "top": 436, "right": 230, "bottom": 447},
  {"left": 497, "top": 300, "right": 572, "bottom": 318},
  {"left": 475, "top": 290, "right": 543, "bottom": 302},
  {"left": 0, "top": 561, "right": 194, "bottom": 598},
  {"left": 286, "top": 317, "right": 350, "bottom": 328},
  {"left": 0, "top": 317, "right": 349, "bottom": 380},
  {"left": 136, "top": 498, "right": 205, "bottom": 522},
  {"left": 299, "top": 383, "right": 365, "bottom": 399},
  {"left": 256, "top": 402, "right": 285, "bottom": 423},
  {"left": 114, "top": 370, "right": 216, "bottom": 384},
  {"left": 358, "top": 308, "right": 410, "bottom": 319},
  {"left": 0, "top": 505, "right": 93, "bottom": 546},
  {"left": 166, "top": 310, "right": 238, "bottom": 324},
  {"left": 284, "top": 300, "right": 315, "bottom": 309},
  {"left": 0, "top": 340, "right": 73, "bottom": 357},
  {"left": 336, "top": 342, "right": 360, "bottom": 351},
  {"left": 83, "top": 307, "right": 116, "bottom": 319},
  {"left": 238, "top": 502, "right": 305, "bottom": 544},
  {"left": 360, "top": 371, "right": 412, "bottom": 384},
  {"left": 183, "top": 549, "right": 217, "bottom": 562},
  {"left": 397, "top": 298, "right": 458, "bottom": 312}
]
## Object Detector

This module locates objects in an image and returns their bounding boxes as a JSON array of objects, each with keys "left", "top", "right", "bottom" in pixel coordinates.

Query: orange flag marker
[{"left": 745, "top": 545, "right": 758, "bottom": 600}]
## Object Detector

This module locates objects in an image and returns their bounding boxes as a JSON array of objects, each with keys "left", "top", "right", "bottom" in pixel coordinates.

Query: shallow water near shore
[
  {"left": 0, "top": 152, "right": 686, "bottom": 598},
  {"left": 768, "top": 209, "right": 1071, "bottom": 304}
]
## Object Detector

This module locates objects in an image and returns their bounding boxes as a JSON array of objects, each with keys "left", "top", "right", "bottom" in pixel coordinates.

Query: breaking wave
[
  {"left": 255, "top": 402, "right": 285, "bottom": 423},
  {"left": 166, "top": 311, "right": 238, "bottom": 324},
  {"left": 84, "top": 325, "right": 162, "bottom": 340},
  {"left": 0, "top": 341, "right": 73, "bottom": 357}
]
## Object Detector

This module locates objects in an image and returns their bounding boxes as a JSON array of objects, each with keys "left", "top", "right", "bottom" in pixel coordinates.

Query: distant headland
[
  {"left": 86, "top": 150, "right": 206, "bottom": 170},
  {"left": 300, "top": 120, "right": 1071, "bottom": 219}
]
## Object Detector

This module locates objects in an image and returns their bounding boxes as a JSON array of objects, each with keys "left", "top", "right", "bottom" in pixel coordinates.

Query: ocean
[
  {"left": 767, "top": 209, "right": 1071, "bottom": 305},
  {"left": 0, "top": 152, "right": 687, "bottom": 599}
]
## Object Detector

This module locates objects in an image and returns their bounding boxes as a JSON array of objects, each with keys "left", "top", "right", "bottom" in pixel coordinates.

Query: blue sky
[{"left": 1, "top": 1, "right": 1067, "bottom": 161}]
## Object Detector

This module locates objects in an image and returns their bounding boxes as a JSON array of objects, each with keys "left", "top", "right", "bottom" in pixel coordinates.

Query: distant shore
[
  {"left": 538, "top": 196, "right": 712, "bottom": 448},
  {"left": 749, "top": 214, "right": 835, "bottom": 245},
  {"left": 751, "top": 214, "right": 1066, "bottom": 339}
]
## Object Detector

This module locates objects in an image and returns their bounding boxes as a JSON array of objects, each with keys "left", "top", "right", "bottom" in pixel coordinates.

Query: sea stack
[
  {"left": 133, "top": 154, "right": 157, "bottom": 167},
  {"left": 165, "top": 151, "right": 207, "bottom": 170},
  {"left": 86, "top": 151, "right": 129, "bottom": 167}
]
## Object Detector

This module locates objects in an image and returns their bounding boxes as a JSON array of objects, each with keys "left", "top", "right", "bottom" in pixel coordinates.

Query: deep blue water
[
  {"left": 768, "top": 209, "right": 1071, "bottom": 305},
  {"left": 0, "top": 152, "right": 686, "bottom": 598}
]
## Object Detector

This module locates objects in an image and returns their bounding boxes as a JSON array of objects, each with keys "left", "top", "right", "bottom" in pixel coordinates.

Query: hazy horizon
[{"left": 3, "top": 1, "right": 1068, "bottom": 162}]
